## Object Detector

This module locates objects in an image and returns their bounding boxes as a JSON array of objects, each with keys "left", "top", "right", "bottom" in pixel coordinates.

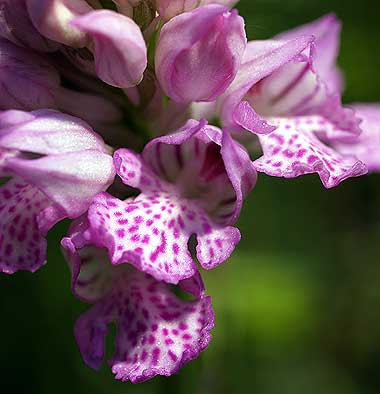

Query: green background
[{"left": 1, "top": 0, "right": 380, "bottom": 393}]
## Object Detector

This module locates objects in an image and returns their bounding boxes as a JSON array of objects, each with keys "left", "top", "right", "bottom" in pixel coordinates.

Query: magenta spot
[
  {"left": 151, "top": 324, "right": 158, "bottom": 332},
  {"left": 177, "top": 215, "right": 185, "bottom": 229},
  {"left": 283, "top": 149, "right": 295, "bottom": 158},
  {"left": 182, "top": 333, "right": 192, "bottom": 340},
  {"left": 162, "top": 328, "right": 169, "bottom": 336},
  {"left": 129, "top": 225, "right": 139, "bottom": 233},
  {"left": 296, "top": 149, "right": 307, "bottom": 158},
  {"left": 127, "top": 171, "right": 135, "bottom": 178},
  {"left": 5, "top": 243, "right": 13, "bottom": 256},
  {"left": 307, "top": 155, "right": 318, "bottom": 164},
  {"left": 146, "top": 219, "right": 153, "bottom": 226},
  {"left": 131, "top": 234, "right": 140, "bottom": 242},
  {"left": 116, "top": 229, "right": 125, "bottom": 238},
  {"left": 179, "top": 322, "right": 188, "bottom": 330},
  {"left": 126, "top": 205, "right": 138, "bottom": 213},
  {"left": 152, "top": 347, "right": 160, "bottom": 366},
  {"left": 134, "top": 247, "right": 143, "bottom": 254},
  {"left": 141, "top": 350, "right": 148, "bottom": 362},
  {"left": 172, "top": 243, "right": 179, "bottom": 255},
  {"left": 142, "top": 235, "right": 150, "bottom": 244},
  {"left": 168, "top": 350, "right": 178, "bottom": 362},
  {"left": 273, "top": 161, "right": 282, "bottom": 168},
  {"left": 148, "top": 335, "right": 156, "bottom": 344},
  {"left": 165, "top": 338, "right": 174, "bottom": 345},
  {"left": 134, "top": 216, "right": 143, "bottom": 224}
]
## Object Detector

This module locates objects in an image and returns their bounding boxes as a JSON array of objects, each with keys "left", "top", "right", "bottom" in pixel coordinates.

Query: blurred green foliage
[{"left": 1, "top": 0, "right": 380, "bottom": 393}]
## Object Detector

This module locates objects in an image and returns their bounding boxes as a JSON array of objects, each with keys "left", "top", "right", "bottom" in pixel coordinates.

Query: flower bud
[
  {"left": 155, "top": 4, "right": 246, "bottom": 103},
  {"left": 26, "top": 0, "right": 93, "bottom": 47},
  {"left": 157, "top": 0, "right": 238, "bottom": 20},
  {"left": 0, "top": 39, "right": 60, "bottom": 110},
  {"left": 72, "top": 10, "right": 147, "bottom": 88}
]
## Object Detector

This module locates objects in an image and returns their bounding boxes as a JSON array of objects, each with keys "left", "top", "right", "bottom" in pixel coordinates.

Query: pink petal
[
  {"left": 334, "top": 104, "right": 380, "bottom": 172},
  {"left": 0, "top": 109, "right": 108, "bottom": 154},
  {"left": 0, "top": 38, "right": 60, "bottom": 110},
  {"left": 218, "top": 36, "right": 313, "bottom": 131},
  {"left": 155, "top": 4, "right": 246, "bottom": 102},
  {"left": 6, "top": 150, "right": 115, "bottom": 218},
  {"left": 26, "top": 0, "right": 92, "bottom": 47},
  {"left": 253, "top": 116, "right": 368, "bottom": 188},
  {"left": 274, "top": 13, "right": 342, "bottom": 91}
]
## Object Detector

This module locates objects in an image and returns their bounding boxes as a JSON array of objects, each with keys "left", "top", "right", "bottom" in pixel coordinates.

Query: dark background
[{"left": 1, "top": 0, "right": 380, "bottom": 393}]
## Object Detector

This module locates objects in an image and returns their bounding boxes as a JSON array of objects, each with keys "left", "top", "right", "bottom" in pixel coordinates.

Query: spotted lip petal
[
  {"left": 333, "top": 104, "right": 380, "bottom": 172},
  {"left": 61, "top": 225, "right": 214, "bottom": 383},
  {"left": 71, "top": 10, "right": 147, "bottom": 88},
  {"left": 253, "top": 116, "right": 368, "bottom": 188},
  {"left": 85, "top": 189, "right": 240, "bottom": 284},
  {"left": 0, "top": 178, "right": 64, "bottom": 274},
  {"left": 155, "top": 4, "right": 246, "bottom": 103}
]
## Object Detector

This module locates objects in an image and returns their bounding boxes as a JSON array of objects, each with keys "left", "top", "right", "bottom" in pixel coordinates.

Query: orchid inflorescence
[{"left": 0, "top": 0, "right": 378, "bottom": 384}]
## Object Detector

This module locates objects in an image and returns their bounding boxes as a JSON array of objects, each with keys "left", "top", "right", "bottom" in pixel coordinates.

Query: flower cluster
[{"left": 0, "top": 0, "right": 379, "bottom": 383}]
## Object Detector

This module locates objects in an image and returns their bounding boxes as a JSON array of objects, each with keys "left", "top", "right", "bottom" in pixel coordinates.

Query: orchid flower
[
  {"left": 80, "top": 119, "right": 256, "bottom": 284},
  {"left": 0, "top": 0, "right": 375, "bottom": 384},
  {"left": 217, "top": 14, "right": 368, "bottom": 187},
  {"left": 0, "top": 109, "right": 115, "bottom": 274}
]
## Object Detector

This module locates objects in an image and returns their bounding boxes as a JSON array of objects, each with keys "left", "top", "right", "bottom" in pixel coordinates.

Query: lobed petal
[
  {"left": 76, "top": 268, "right": 214, "bottom": 383},
  {"left": 61, "top": 230, "right": 214, "bottom": 383},
  {"left": 72, "top": 10, "right": 147, "bottom": 88},
  {"left": 0, "top": 178, "right": 63, "bottom": 274},
  {"left": 253, "top": 116, "right": 367, "bottom": 188},
  {"left": 85, "top": 191, "right": 240, "bottom": 284}
]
